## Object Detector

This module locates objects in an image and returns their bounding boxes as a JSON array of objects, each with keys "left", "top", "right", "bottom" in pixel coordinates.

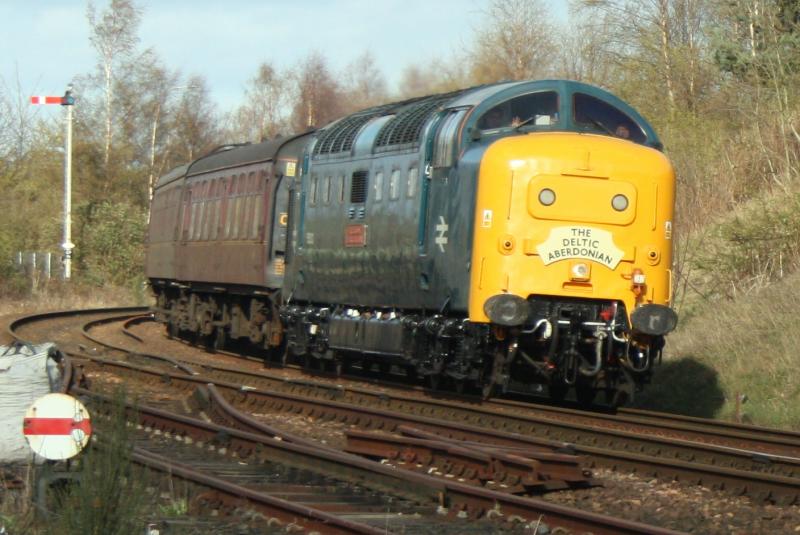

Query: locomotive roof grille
[
  {"left": 314, "top": 113, "right": 376, "bottom": 156},
  {"left": 374, "top": 98, "right": 448, "bottom": 148}
]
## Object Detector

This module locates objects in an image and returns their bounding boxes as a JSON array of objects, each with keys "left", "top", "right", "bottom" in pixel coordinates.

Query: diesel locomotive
[{"left": 146, "top": 79, "right": 678, "bottom": 405}]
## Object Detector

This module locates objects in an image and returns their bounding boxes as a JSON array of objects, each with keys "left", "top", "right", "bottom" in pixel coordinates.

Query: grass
[
  {"left": 0, "top": 279, "right": 149, "bottom": 318},
  {"left": 0, "top": 389, "right": 153, "bottom": 535},
  {"left": 634, "top": 271, "right": 800, "bottom": 429},
  {"left": 43, "top": 389, "right": 150, "bottom": 535}
]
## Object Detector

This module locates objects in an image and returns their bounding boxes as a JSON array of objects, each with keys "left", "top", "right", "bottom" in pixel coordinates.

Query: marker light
[
  {"left": 611, "top": 194, "right": 629, "bottom": 211},
  {"left": 539, "top": 188, "right": 556, "bottom": 206},
  {"left": 631, "top": 268, "right": 646, "bottom": 297},
  {"left": 570, "top": 262, "right": 591, "bottom": 281}
]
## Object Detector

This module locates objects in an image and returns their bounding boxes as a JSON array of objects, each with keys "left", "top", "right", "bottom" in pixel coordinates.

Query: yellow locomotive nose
[{"left": 469, "top": 132, "right": 675, "bottom": 327}]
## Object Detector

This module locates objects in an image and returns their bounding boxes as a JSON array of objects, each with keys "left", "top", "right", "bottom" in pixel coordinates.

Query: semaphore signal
[
  {"left": 30, "top": 96, "right": 69, "bottom": 105},
  {"left": 30, "top": 86, "right": 75, "bottom": 280}
]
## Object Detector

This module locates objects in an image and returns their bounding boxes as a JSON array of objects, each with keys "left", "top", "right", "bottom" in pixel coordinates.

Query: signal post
[{"left": 30, "top": 86, "right": 76, "bottom": 280}]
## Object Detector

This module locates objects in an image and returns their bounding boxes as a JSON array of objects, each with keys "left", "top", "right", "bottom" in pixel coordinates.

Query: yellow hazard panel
[{"left": 469, "top": 132, "right": 675, "bottom": 324}]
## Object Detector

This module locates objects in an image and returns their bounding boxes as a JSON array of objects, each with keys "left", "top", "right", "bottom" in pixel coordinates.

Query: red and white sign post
[
  {"left": 30, "top": 87, "right": 76, "bottom": 280},
  {"left": 22, "top": 393, "right": 92, "bottom": 461}
]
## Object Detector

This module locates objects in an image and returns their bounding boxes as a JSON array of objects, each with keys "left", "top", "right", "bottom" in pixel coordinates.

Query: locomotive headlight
[
  {"left": 570, "top": 262, "right": 591, "bottom": 281},
  {"left": 484, "top": 294, "right": 530, "bottom": 326},
  {"left": 538, "top": 188, "right": 556, "bottom": 206},
  {"left": 611, "top": 194, "right": 629, "bottom": 211}
]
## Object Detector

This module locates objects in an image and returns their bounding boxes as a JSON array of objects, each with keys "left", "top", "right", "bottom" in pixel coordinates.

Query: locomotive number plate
[{"left": 344, "top": 224, "right": 367, "bottom": 247}]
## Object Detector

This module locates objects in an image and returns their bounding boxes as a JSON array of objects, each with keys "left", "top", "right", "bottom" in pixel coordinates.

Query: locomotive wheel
[
  {"left": 303, "top": 354, "right": 315, "bottom": 370},
  {"left": 405, "top": 366, "right": 418, "bottom": 382},
  {"left": 167, "top": 320, "right": 179, "bottom": 340},
  {"left": 575, "top": 384, "right": 597, "bottom": 406},
  {"left": 427, "top": 373, "right": 442, "bottom": 391},
  {"left": 167, "top": 303, "right": 180, "bottom": 339},
  {"left": 548, "top": 379, "right": 569, "bottom": 403},
  {"left": 454, "top": 379, "right": 466, "bottom": 394},
  {"left": 213, "top": 326, "right": 227, "bottom": 351},
  {"left": 605, "top": 388, "right": 629, "bottom": 407},
  {"left": 334, "top": 357, "right": 352, "bottom": 377}
]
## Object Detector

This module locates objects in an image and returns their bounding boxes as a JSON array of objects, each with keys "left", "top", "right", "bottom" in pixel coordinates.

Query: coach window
[
  {"left": 389, "top": 169, "right": 400, "bottom": 200},
  {"left": 407, "top": 166, "right": 418, "bottom": 198},
  {"left": 207, "top": 179, "right": 219, "bottom": 240},
  {"left": 250, "top": 180, "right": 264, "bottom": 240},
  {"left": 192, "top": 184, "right": 202, "bottom": 241},
  {"left": 201, "top": 181, "right": 211, "bottom": 241},
  {"left": 194, "top": 184, "right": 204, "bottom": 241},
  {"left": 193, "top": 183, "right": 201, "bottom": 241},
  {"left": 243, "top": 173, "right": 254, "bottom": 239},
  {"left": 223, "top": 179, "right": 231, "bottom": 238},
  {"left": 374, "top": 170, "right": 384, "bottom": 203},
  {"left": 189, "top": 192, "right": 198, "bottom": 241},
  {"left": 243, "top": 174, "right": 254, "bottom": 239},
  {"left": 242, "top": 178, "right": 249, "bottom": 240},
  {"left": 243, "top": 194, "right": 252, "bottom": 240},
  {"left": 211, "top": 178, "right": 225, "bottom": 240},
  {"left": 573, "top": 93, "right": 646, "bottom": 144},
  {"left": 232, "top": 175, "right": 243, "bottom": 239}
]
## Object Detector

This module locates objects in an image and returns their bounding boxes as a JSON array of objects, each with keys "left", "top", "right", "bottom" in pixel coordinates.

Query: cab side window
[
  {"left": 478, "top": 91, "right": 559, "bottom": 130},
  {"left": 573, "top": 93, "right": 646, "bottom": 144}
]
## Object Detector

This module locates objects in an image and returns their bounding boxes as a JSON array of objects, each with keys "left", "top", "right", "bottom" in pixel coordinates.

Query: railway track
[
  {"left": 71, "top": 359, "right": 676, "bottom": 534},
  {"left": 111, "top": 313, "right": 800, "bottom": 458},
  {"left": 9, "top": 307, "right": 800, "bottom": 532},
  {"left": 74, "top": 314, "right": 800, "bottom": 482},
  {"left": 10, "top": 308, "right": 687, "bottom": 534},
  {"left": 71, "top": 350, "right": 800, "bottom": 506}
]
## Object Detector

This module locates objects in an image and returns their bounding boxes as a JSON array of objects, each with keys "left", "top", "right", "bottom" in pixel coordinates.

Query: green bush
[
  {"left": 77, "top": 201, "right": 147, "bottom": 288},
  {"left": 46, "top": 390, "right": 148, "bottom": 535},
  {"left": 689, "top": 193, "right": 800, "bottom": 300}
]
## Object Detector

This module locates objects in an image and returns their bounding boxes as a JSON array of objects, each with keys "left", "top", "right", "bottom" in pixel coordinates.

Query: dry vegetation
[
  {"left": 639, "top": 271, "right": 800, "bottom": 428},
  {"left": 0, "top": 280, "right": 147, "bottom": 319}
]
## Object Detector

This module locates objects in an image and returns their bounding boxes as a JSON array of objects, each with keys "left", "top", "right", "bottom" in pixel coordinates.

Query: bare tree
[
  {"left": 169, "top": 76, "right": 220, "bottom": 163},
  {"left": 116, "top": 52, "right": 181, "bottom": 202},
  {"left": 397, "top": 55, "right": 471, "bottom": 99},
  {"left": 232, "top": 62, "right": 290, "bottom": 143},
  {"left": 397, "top": 64, "right": 434, "bottom": 99},
  {"left": 341, "top": 52, "right": 389, "bottom": 112},
  {"left": 290, "top": 51, "right": 344, "bottom": 132},
  {"left": 555, "top": 5, "right": 618, "bottom": 84},
  {"left": 87, "top": 0, "right": 142, "bottom": 177},
  {"left": 575, "top": 0, "right": 711, "bottom": 115},
  {"left": 468, "top": 0, "right": 557, "bottom": 83},
  {"left": 0, "top": 74, "right": 36, "bottom": 179}
]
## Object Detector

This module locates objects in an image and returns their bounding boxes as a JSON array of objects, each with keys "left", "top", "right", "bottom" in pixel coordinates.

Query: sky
[{"left": 1, "top": 0, "right": 568, "bottom": 115}]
